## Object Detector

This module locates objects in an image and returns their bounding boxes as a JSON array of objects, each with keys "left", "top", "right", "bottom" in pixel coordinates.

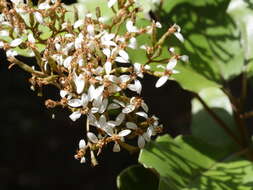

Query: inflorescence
[{"left": 0, "top": 0, "right": 188, "bottom": 166}]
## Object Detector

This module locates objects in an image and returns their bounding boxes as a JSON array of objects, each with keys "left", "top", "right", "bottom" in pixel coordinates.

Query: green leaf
[
  {"left": 139, "top": 135, "right": 253, "bottom": 190},
  {"left": 191, "top": 87, "right": 239, "bottom": 148},
  {"left": 227, "top": 0, "right": 253, "bottom": 61},
  {"left": 159, "top": 0, "right": 244, "bottom": 82},
  {"left": 117, "top": 165, "right": 159, "bottom": 190}
]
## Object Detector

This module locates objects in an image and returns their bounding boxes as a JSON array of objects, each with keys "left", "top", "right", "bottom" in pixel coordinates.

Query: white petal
[
  {"left": 138, "top": 135, "right": 146, "bottom": 148},
  {"left": 118, "top": 50, "right": 129, "bottom": 61},
  {"left": 0, "top": 30, "right": 9, "bottom": 36},
  {"left": 6, "top": 49, "right": 18, "bottom": 57},
  {"left": 38, "top": 2, "right": 51, "bottom": 9},
  {"left": 10, "top": 38, "right": 22, "bottom": 47},
  {"left": 166, "top": 58, "right": 177, "bottom": 70},
  {"left": 141, "top": 102, "right": 149, "bottom": 113},
  {"left": 180, "top": 55, "right": 189, "bottom": 62},
  {"left": 136, "top": 112, "right": 148, "bottom": 118},
  {"left": 99, "top": 98, "right": 108, "bottom": 113},
  {"left": 87, "top": 24, "right": 94, "bottom": 35},
  {"left": 126, "top": 122, "right": 138, "bottom": 130},
  {"left": 80, "top": 157, "right": 86, "bottom": 163},
  {"left": 118, "top": 129, "right": 131, "bottom": 137},
  {"left": 128, "top": 37, "right": 137, "bottom": 49},
  {"left": 99, "top": 115, "right": 107, "bottom": 127},
  {"left": 63, "top": 56, "right": 73, "bottom": 69},
  {"left": 69, "top": 111, "right": 82, "bottom": 121},
  {"left": 108, "top": 0, "right": 117, "bottom": 8},
  {"left": 79, "top": 139, "right": 86, "bottom": 149},
  {"left": 34, "top": 12, "right": 43, "bottom": 24},
  {"left": 155, "top": 76, "right": 168, "bottom": 88},
  {"left": 87, "top": 132, "right": 99, "bottom": 143},
  {"left": 143, "top": 132, "right": 151, "bottom": 142},
  {"left": 74, "top": 73, "right": 85, "bottom": 94},
  {"left": 104, "top": 61, "right": 112, "bottom": 75},
  {"left": 68, "top": 99, "right": 83, "bottom": 107},
  {"left": 155, "top": 22, "right": 162, "bottom": 28},
  {"left": 102, "top": 48, "right": 111, "bottom": 58},
  {"left": 104, "top": 126, "right": 114, "bottom": 136},
  {"left": 94, "top": 85, "right": 104, "bottom": 100},
  {"left": 88, "top": 85, "right": 96, "bottom": 101},
  {"left": 107, "top": 103, "right": 121, "bottom": 110},
  {"left": 115, "top": 113, "right": 125, "bottom": 126},
  {"left": 126, "top": 20, "right": 138, "bottom": 33},
  {"left": 122, "top": 104, "right": 135, "bottom": 113},
  {"left": 81, "top": 93, "right": 89, "bottom": 107},
  {"left": 119, "top": 75, "right": 130, "bottom": 83},
  {"left": 28, "top": 33, "right": 35, "bottom": 43},
  {"left": 113, "top": 99, "right": 125, "bottom": 107},
  {"left": 174, "top": 32, "right": 184, "bottom": 43},
  {"left": 113, "top": 142, "right": 120, "bottom": 152},
  {"left": 74, "top": 20, "right": 84, "bottom": 29},
  {"left": 115, "top": 56, "right": 128, "bottom": 63},
  {"left": 60, "top": 90, "right": 68, "bottom": 98}
]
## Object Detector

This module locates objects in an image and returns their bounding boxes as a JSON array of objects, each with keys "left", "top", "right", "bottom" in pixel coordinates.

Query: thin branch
[{"left": 194, "top": 93, "right": 242, "bottom": 146}]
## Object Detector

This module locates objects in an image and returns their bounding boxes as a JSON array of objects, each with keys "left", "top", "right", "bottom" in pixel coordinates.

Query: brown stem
[
  {"left": 194, "top": 93, "right": 242, "bottom": 146},
  {"left": 8, "top": 57, "right": 47, "bottom": 77}
]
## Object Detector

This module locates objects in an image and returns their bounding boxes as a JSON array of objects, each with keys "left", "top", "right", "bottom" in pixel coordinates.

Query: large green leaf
[
  {"left": 191, "top": 87, "right": 239, "bottom": 148},
  {"left": 139, "top": 135, "right": 253, "bottom": 190},
  {"left": 117, "top": 165, "right": 159, "bottom": 190},
  {"left": 158, "top": 0, "right": 244, "bottom": 82}
]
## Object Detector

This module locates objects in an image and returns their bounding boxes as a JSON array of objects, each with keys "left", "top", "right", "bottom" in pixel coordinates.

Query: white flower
[
  {"left": 173, "top": 24, "right": 184, "bottom": 43},
  {"left": 126, "top": 20, "right": 139, "bottom": 33},
  {"left": 155, "top": 22, "right": 162, "bottom": 28},
  {"left": 126, "top": 122, "right": 151, "bottom": 148},
  {"left": 155, "top": 58, "right": 179, "bottom": 88},
  {"left": 88, "top": 85, "right": 104, "bottom": 102},
  {"left": 108, "top": 0, "right": 117, "bottom": 8},
  {"left": 127, "top": 79, "right": 142, "bottom": 94},
  {"left": 101, "top": 32, "right": 117, "bottom": 47}
]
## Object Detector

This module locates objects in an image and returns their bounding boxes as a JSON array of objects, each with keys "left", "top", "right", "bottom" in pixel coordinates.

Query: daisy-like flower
[
  {"left": 106, "top": 129, "right": 132, "bottom": 152},
  {"left": 155, "top": 58, "right": 179, "bottom": 88},
  {"left": 126, "top": 119, "right": 152, "bottom": 149},
  {"left": 74, "top": 139, "right": 86, "bottom": 164}
]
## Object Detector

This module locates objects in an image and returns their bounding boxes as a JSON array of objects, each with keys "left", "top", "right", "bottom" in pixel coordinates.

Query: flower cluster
[{"left": 0, "top": 0, "right": 188, "bottom": 165}]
